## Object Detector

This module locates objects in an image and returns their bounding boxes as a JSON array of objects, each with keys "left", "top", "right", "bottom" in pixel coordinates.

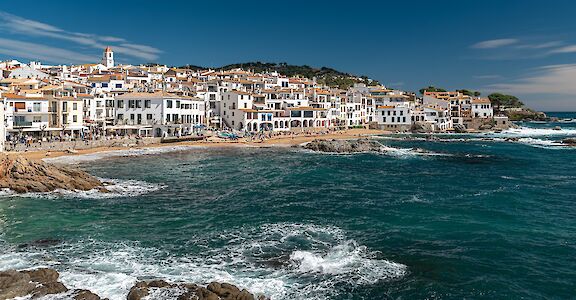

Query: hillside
[{"left": 177, "top": 62, "right": 380, "bottom": 89}]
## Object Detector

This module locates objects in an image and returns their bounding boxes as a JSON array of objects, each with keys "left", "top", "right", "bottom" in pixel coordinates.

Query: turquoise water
[{"left": 1, "top": 119, "right": 576, "bottom": 299}]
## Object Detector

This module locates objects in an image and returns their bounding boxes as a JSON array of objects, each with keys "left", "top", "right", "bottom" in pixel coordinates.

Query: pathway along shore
[{"left": 10, "top": 129, "right": 390, "bottom": 161}]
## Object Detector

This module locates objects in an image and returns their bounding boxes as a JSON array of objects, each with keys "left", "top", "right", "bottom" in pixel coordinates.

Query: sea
[{"left": 0, "top": 112, "right": 575, "bottom": 300}]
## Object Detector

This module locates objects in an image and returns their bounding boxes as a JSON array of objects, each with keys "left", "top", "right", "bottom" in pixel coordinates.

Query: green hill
[{"left": 177, "top": 62, "right": 380, "bottom": 89}]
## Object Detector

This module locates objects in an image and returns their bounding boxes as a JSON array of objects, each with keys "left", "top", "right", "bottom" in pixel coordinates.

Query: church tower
[{"left": 102, "top": 46, "right": 114, "bottom": 68}]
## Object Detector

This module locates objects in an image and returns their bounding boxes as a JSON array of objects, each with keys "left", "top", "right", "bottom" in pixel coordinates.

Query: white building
[{"left": 102, "top": 47, "right": 114, "bottom": 69}]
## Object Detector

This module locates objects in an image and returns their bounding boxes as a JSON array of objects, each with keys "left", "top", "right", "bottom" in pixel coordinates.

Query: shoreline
[{"left": 10, "top": 129, "right": 391, "bottom": 161}]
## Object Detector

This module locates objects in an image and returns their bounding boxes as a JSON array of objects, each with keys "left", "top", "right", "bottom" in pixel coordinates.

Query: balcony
[{"left": 13, "top": 121, "right": 33, "bottom": 127}]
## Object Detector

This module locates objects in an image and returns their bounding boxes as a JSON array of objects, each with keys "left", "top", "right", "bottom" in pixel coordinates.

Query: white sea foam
[
  {"left": 43, "top": 145, "right": 207, "bottom": 164},
  {"left": 289, "top": 241, "right": 406, "bottom": 284},
  {"left": 0, "top": 178, "right": 164, "bottom": 199},
  {"left": 0, "top": 223, "right": 407, "bottom": 300},
  {"left": 496, "top": 127, "right": 576, "bottom": 137}
]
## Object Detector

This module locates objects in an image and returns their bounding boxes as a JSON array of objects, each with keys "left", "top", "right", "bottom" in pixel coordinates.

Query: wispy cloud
[
  {"left": 515, "top": 41, "right": 563, "bottom": 49},
  {"left": 488, "top": 64, "right": 576, "bottom": 95},
  {"left": 474, "top": 74, "right": 502, "bottom": 80},
  {"left": 0, "top": 38, "right": 96, "bottom": 63},
  {"left": 0, "top": 11, "right": 162, "bottom": 63},
  {"left": 471, "top": 39, "right": 518, "bottom": 49},
  {"left": 548, "top": 45, "right": 576, "bottom": 54}
]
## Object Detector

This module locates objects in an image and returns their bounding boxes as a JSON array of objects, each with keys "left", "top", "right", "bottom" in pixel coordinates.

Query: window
[
  {"left": 33, "top": 116, "right": 41, "bottom": 123},
  {"left": 129, "top": 100, "right": 135, "bottom": 108},
  {"left": 176, "top": 100, "right": 180, "bottom": 108},
  {"left": 130, "top": 114, "right": 135, "bottom": 120},
  {"left": 73, "top": 115, "right": 77, "bottom": 122},
  {"left": 115, "top": 84, "right": 122, "bottom": 89},
  {"left": 136, "top": 100, "right": 142, "bottom": 108},
  {"left": 166, "top": 100, "right": 173, "bottom": 108},
  {"left": 244, "top": 103, "right": 247, "bottom": 109},
  {"left": 102, "top": 83, "right": 108, "bottom": 88},
  {"left": 117, "top": 114, "right": 123, "bottom": 120},
  {"left": 147, "top": 114, "right": 153, "bottom": 120},
  {"left": 33, "top": 102, "right": 41, "bottom": 112},
  {"left": 145, "top": 100, "right": 151, "bottom": 108},
  {"left": 73, "top": 103, "right": 78, "bottom": 110},
  {"left": 117, "top": 100, "right": 124, "bottom": 108}
]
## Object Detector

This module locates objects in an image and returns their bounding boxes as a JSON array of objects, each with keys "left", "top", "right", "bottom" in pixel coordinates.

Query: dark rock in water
[
  {"left": 304, "top": 139, "right": 382, "bottom": 153},
  {"left": 0, "top": 154, "right": 107, "bottom": 193},
  {"left": 562, "top": 138, "right": 576, "bottom": 145},
  {"left": 18, "top": 238, "right": 62, "bottom": 249},
  {"left": 0, "top": 268, "right": 104, "bottom": 300},
  {"left": 128, "top": 280, "right": 266, "bottom": 300},
  {"left": 479, "top": 124, "right": 494, "bottom": 130}
]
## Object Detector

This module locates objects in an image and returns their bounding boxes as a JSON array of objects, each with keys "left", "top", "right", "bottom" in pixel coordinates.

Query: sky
[{"left": 1, "top": 0, "right": 576, "bottom": 111}]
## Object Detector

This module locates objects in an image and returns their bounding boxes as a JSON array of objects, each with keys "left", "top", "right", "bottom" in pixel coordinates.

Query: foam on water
[
  {"left": 0, "top": 223, "right": 407, "bottom": 300},
  {"left": 43, "top": 145, "right": 207, "bottom": 164},
  {"left": 496, "top": 127, "right": 576, "bottom": 137},
  {"left": 0, "top": 178, "right": 164, "bottom": 200}
]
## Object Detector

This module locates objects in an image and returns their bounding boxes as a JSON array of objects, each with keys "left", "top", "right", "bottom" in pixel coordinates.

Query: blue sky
[{"left": 1, "top": 0, "right": 576, "bottom": 111}]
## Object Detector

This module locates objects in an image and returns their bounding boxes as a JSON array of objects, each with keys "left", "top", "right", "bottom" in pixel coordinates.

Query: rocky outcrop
[
  {"left": 127, "top": 280, "right": 266, "bottom": 300},
  {"left": 0, "top": 268, "right": 104, "bottom": 300},
  {"left": 304, "top": 139, "right": 383, "bottom": 153},
  {"left": 562, "top": 138, "right": 576, "bottom": 146},
  {"left": 411, "top": 122, "right": 433, "bottom": 133},
  {"left": 0, "top": 154, "right": 107, "bottom": 193}
]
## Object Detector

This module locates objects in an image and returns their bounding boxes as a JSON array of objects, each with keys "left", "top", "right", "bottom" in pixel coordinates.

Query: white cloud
[
  {"left": 488, "top": 64, "right": 576, "bottom": 95},
  {"left": 471, "top": 38, "right": 518, "bottom": 49},
  {"left": 548, "top": 45, "right": 576, "bottom": 54},
  {"left": 515, "top": 41, "right": 563, "bottom": 49},
  {"left": 0, "top": 11, "right": 161, "bottom": 62},
  {"left": 0, "top": 38, "right": 96, "bottom": 63},
  {"left": 474, "top": 74, "right": 502, "bottom": 80}
]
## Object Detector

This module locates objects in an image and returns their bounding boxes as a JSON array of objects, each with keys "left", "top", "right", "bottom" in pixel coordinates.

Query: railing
[{"left": 14, "top": 121, "right": 33, "bottom": 127}]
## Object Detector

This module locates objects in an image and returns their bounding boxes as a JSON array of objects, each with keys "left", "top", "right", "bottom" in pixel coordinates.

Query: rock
[
  {"left": 73, "top": 289, "right": 102, "bottom": 300},
  {"left": 18, "top": 238, "right": 62, "bottom": 249},
  {"left": 22, "top": 268, "right": 59, "bottom": 284},
  {"left": 0, "top": 268, "right": 103, "bottom": 300},
  {"left": 562, "top": 138, "right": 576, "bottom": 145},
  {"left": 411, "top": 122, "right": 433, "bottom": 133},
  {"left": 127, "top": 280, "right": 261, "bottom": 300},
  {"left": 453, "top": 124, "right": 467, "bottom": 133},
  {"left": 0, "top": 269, "right": 36, "bottom": 299},
  {"left": 479, "top": 124, "right": 494, "bottom": 130},
  {"left": 0, "top": 154, "right": 107, "bottom": 193},
  {"left": 304, "top": 139, "right": 382, "bottom": 153},
  {"left": 553, "top": 126, "right": 562, "bottom": 131}
]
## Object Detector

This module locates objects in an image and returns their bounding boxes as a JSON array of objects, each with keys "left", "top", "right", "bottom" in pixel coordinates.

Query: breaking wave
[
  {"left": 0, "top": 223, "right": 407, "bottom": 300},
  {"left": 496, "top": 127, "right": 576, "bottom": 137},
  {"left": 43, "top": 146, "right": 208, "bottom": 164},
  {"left": 0, "top": 178, "right": 164, "bottom": 199}
]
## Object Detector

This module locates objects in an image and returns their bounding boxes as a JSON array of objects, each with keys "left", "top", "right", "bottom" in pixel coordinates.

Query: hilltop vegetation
[{"left": 177, "top": 62, "right": 380, "bottom": 89}]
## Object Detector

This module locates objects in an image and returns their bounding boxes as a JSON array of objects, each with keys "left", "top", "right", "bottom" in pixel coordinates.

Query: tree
[
  {"left": 487, "top": 93, "right": 524, "bottom": 110},
  {"left": 474, "top": 91, "right": 481, "bottom": 97},
  {"left": 420, "top": 86, "right": 446, "bottom": 95}
]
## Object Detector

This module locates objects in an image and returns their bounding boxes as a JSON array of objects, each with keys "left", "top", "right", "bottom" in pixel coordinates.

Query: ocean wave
[
  {"left": 496, "top": 127, "right": 576, "bottom": 137},
  {"left": 0, "top": 178, "right": 164, "bottom": 199},
  {"left": 43, "top": 145, "right": 208, "bottom": 164},
  {"left": 0, "top": 223, "right": 406, "bottom": 300}
]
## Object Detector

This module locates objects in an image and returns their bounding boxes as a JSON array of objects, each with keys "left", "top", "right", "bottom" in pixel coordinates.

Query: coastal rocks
[
  {"left": 127, "top": 280, "right": 265, "bottom": 300},
  {"left": 0, "top": 268, "right": 103, "bottom": 300},
  {"left": 453, "top": 124, "right": 467, "bottom": 133},
  {"left": 304, "top": 139, "right": 383, "bottom": 153},
  {"left": 411, "top": 122, "right": 433, "bottom": 133},
  {"left": 561, "top": 138, "right": 576, "bottom": 145},
  {"left": 0, "top": 154, "right": 107, "bottom": 193}
]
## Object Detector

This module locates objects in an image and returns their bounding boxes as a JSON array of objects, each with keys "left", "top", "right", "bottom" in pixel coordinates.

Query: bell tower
[{"left": 102, "top": 46, "right": 114, "bottom": 68}]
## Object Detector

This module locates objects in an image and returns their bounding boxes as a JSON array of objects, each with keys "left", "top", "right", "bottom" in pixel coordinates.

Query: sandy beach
[{"left": 11, "top": 129, "right": 390, "bottom": 161}]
